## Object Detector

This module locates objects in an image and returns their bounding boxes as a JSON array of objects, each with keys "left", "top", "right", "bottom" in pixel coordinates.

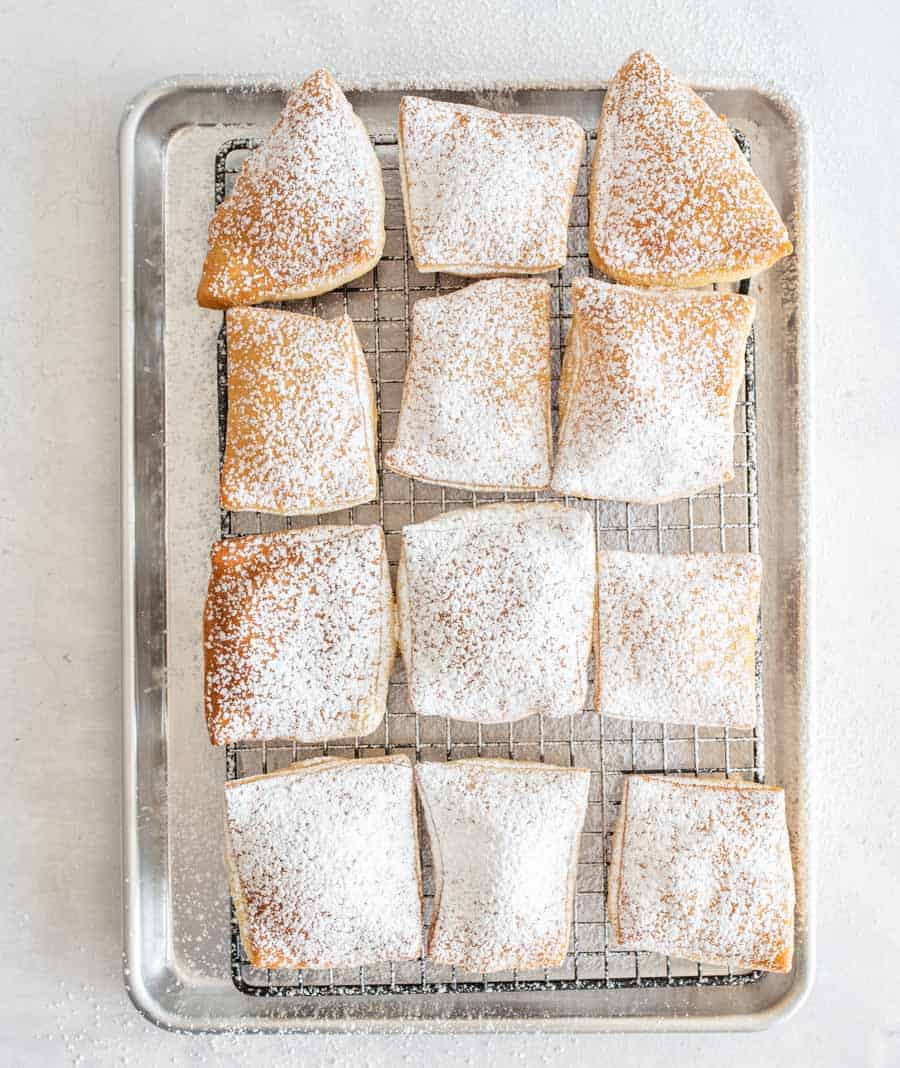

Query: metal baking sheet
[{"left": 120, "top": 79, "right": 813, "bottom": 1032}]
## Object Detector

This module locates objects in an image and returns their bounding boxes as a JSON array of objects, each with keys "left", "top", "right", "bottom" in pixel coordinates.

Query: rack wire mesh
[{"left": 216, "top": 124, "right": 765, "bottom": 997}]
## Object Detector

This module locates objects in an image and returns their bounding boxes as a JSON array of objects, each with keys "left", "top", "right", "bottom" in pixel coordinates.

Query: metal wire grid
[{"left": 215, "top": 124, "right": 765, "bottom": 997}]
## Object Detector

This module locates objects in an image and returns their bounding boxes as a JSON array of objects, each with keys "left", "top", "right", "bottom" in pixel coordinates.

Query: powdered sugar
[
  {"left": 221, "top": 308, "right": 377, "bottom": 515},
  {"left": 398, "top": 503, "right": 595, "bottom": 723},
  {"left": 552, "top": 279, "right": 755, "bottom": 503},
  {"left": 609, "top": 775, "right": 794, "bottom": 972},
  {"left": 204, "top": 525, "right": 394, "bottom": 745},
  {"left": 225, "top": 755, "right": 422, "bottom": 968},
  {"left": 597, "top": 551, "right": 762, "bottom": 727},
  {"left": 417, "top": 759, "right": 590, "bottom": 973},
  {"left": 197, "top": 69, "right": 384, "bottom": 307},
  {"left": 589, "top": 51, "right": 792, "bottom": 287},
  {"left": 384, "top": 278, "right": 551, "bottom": 491},
  {"left": 399, "top": 95, "right": 584, "bottom": 275}
]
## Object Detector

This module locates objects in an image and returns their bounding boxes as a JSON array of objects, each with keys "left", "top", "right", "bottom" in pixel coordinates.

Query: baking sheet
[{"left": 120, "top": 80, "right": 812, "bottom": 1031}]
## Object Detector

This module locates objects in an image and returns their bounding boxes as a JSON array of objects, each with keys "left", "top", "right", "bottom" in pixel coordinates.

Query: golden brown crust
[
  {"left": 609, "top": 774, "right": 795, "bottom": 974},
  {"left": 219, "top": 308, "right": 378, "bottom": 516},
  {"left": 204, "top": 526, "right": 395, "bottom": 746},
  {"left": 588, "top": 51, "right": 792, "bottom": 288},
  {"left": 197, "top": 69, "right": 385, "bottom": 309},
  {"left": 552, "top": 280, "right": 755, "bottom": 504}
]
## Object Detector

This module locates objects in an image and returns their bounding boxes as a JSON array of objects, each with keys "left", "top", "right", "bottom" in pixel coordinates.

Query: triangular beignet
[
  {"left": 399, "top": 95, "right": 584, "bottom": 276},
  {"left": 384, "top": 278, "right": 552, "bottom": 491},
  {"left": 551, "top": 279, "right": 754, "bottom": 503},
  {"left": 197, "top": 69, "right": 385, "bottom": 308},
  {"left": 589, "top": 51, "right": 792, "bottom": 287}
]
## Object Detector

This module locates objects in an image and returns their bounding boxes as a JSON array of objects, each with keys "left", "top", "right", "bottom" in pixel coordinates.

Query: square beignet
[
  {"left": 416, "top": 759, "right": 590, "bottom": 973},
  {"left": 220, "top": 308, "right": 377, "bottom": 515},
  {"left": 588, "top": 51, "right": 792, "bottom": 287},
  {"left": 197, "top": 68, "right": 385, "bottom": 308},
  {"left": 397, "top": 503, "right": 595, "bottom": 724},
  {"left": 609, "top": 775, "right": 795, "bottom": 973},
  {"left": 551, "top": 279, "right": 754, "bottom": 504},
  {"left": 398, "top": 95, "right": 584, "bottom": 276},
  {"left": 596, "top": 551, "right": 761, "bottom": 728},
  {"left": 384, "top": 278, "right": 551, "bottom": 491},
  {"left": 204, "top": 526, "right": 395, "bottom": 745},
  {"left": 225, "top": 756, "right": 422, "bottom": 969}
]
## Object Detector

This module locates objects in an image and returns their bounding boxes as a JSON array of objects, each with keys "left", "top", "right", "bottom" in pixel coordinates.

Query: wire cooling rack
[{"left": 216, "top": 126, "right": 765, "bottom": 997}]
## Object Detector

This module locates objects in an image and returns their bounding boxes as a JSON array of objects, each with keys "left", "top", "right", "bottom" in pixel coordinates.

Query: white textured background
[{"left": 2, "top": 0, "right": 898, "bottom": 1064}]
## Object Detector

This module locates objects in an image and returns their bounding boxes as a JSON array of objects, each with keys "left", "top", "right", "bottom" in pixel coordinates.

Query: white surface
[{"left": 1, "top": 0, "right": 898, "bottom": 1063}]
